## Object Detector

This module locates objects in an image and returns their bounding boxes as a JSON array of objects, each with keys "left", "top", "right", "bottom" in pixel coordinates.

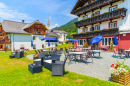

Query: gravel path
[
  {"left": 60, "top": 52, "right": 130, "bottom": 81},
  {"left": 26, "top": 52, "right": 130, "bottom": 81}
]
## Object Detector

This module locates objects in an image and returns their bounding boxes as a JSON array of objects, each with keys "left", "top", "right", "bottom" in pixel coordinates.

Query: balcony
[
  {"left": 0, "top": 30, "right": 4, "bottom": 35},
  {"left": 74, "top": 0, "right": 123, "bottom": 16},
  {"left": 33, "top": 31, "right": 43, "bottom": 35},
  {"left": 73, "top": 28, "right": 119, "bottom": 38},
  {"left": 75, "top": 8, "right": 127, "bottom": 28}
]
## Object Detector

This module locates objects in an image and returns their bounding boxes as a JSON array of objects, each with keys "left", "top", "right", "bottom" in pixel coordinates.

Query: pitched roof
[
  {"left": 1, "top": 20, "right": 47, "bottom": 34},
  {"left": 51, "top": 29, "right": 67, "bottom": 34},
  {"left": 2, "top": 20, "right": 29, "bottom": 34},
  {"left": 46, "top": 30, "right": 59, "bottom": 37},
  {"left": 71, "top": 0, "right": 87, "bottom": 14}
]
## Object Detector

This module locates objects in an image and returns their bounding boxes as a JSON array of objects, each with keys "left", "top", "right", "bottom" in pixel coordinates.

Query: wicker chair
[
  {"left": 9, "top": 51, "right": 17, "bottom": 58},
  {"left": 82, "top": 51, "right": 93, "bottom": 63},
  {"left": 35, "top": 50, "right": 38, "bottom": 54},
  {"left": 52, "top": 57, "right": 67, "bottom": 76},
  {"left": 38, "top": 50, "right": 41, "bottom": 53}
]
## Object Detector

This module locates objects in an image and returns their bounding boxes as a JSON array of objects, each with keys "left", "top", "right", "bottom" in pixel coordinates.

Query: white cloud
[
  {"left": 0, "top": 2, "right": 34, "bottom": 22},
  {"left": 50, "top": 23, "right": 59, "bottom": 29}
]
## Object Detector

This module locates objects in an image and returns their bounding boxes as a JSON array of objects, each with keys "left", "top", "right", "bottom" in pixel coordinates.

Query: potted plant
[
  {"left": 103, "top": 12, "right": 108, "bottom": 14},
  {"left": 102, "top": 28, "right": 107, "bottom": 30},
  {"left": 110, "top": 59, "right": 130, "bottom": 85},
  {"left": 114, "top": 8, "right": 120, "bottom": 11},
  {"left": 86, "top": 31, "right": 91, "bottom": 33}
]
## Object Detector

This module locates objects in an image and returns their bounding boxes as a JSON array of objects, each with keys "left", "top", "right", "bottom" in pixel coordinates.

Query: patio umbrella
[
  {"left": 113, "top": 34, "right": 118, "bottom": 45},
  {"left": 48, "top": 42, "right": 50, "bottom": 46},
  {"left": 31, "top": 40, "right": 33, "bottom": 54},
  {"left": 113, "top": 34, "right": 118, "bottom": 58},
  {"left": 81, "top": 39, "right": 83, "bottom": 45},
  {"left": 68, "top": 39, "right": 79, "bottom": 42},
  {"left": 90, "top": 36, "right": 103, "bottom": 45},
  {"left": 31, "top": 40, "right": 33, "bottom": 47}
]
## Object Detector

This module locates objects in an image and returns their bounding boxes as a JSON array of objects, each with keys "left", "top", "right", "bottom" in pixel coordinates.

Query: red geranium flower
[
  {"left": 111, "top": 64, "right": 114, "bottom": 67},
  {"left": 115, "top": 66, "right": 118, "bottom": 69},
  {"left": 116, "top": 64, "right": 119, "bottom": 67}
]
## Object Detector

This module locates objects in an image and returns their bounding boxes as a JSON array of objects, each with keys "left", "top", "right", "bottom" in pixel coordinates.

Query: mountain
[{"left": 53, "top": 18, "right": 78, "bottom": 38}]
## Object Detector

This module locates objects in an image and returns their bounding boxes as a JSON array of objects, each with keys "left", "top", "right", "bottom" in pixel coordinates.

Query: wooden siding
[{"left": 24, "top": 23, "right": 46, "bottom": 35}]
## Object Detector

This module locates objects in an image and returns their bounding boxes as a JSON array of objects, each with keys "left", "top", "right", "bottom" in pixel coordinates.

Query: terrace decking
[
  {"left": 74, "top": 0, "right": 124, "bottom": 16},
  {"left": 75, "top": 8, "right": 127, "bottom": 28}
]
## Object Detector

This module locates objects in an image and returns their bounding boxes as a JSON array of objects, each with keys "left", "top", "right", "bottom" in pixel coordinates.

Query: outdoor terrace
[
  {"left": 75, "top": 8, "right": 127, "bottom": 28},
  {"left": 73, "top": 28, "right": 119, "bottom": 38},
  {"left": 74, "top": 0, "right": 123, "bottom": 16}
]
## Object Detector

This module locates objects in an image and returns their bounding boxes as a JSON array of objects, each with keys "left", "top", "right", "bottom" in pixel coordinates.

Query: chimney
[{"left": 22, "top": 20, "right": 24, "bottom": 23}]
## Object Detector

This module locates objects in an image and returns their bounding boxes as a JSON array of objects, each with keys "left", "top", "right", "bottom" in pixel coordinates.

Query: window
[
  {"left": 82, "top": 27, "right": 88, "bottom": 33},
  {"left": 101, "top": 37, "right": 115, "bottom": 46},
  {"left": 109, "top": 21, "right": 117, "bottom": 29},
  {"left": 83, "top": 15, "right": 88, "bottom": 19},
  {"left": 33, "top": 36, "right": 36, "bottom": 40},
  {"left": 33, "top": 44, "right": 36, "bottom": 49},
  {"left": 78, "top": 39, "right": 86, "bottom": 46},
  {"left": 109, "top": 5, "right": 117, "bottom": 12},
  {"left": 95, "top": 25, "right": 100, "bottom": 30},
  {"left": 42, "top": 44, "right": 44, "bottom": 48},
  {"left": 95, "top": 11, "right": 100, "bottom": 15}
]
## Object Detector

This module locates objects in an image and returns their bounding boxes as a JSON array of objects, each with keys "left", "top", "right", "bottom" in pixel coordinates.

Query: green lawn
[
  {"left": 26, "top": 44, "right": 69, "bottom": 55},
  {"left": 0, "top": 51, "right": 124, "bottom": 86}
]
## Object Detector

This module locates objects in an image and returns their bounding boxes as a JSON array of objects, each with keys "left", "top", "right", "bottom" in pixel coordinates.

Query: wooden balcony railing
[
  {"left": 0, "top": 30, "right": 4, "bottom": 35},
  {"left": 73, "top": 28, "right": 119, "bottom": 38},
  {"left": 0, "top": 39, "right": 5, "bottom": 43},
  {"left": 0, "top": 36, "right": 11, "bottom": 44},
  {"left": 33, "top": 31, "right": 43, "bottom": 35},
  {"left": 75, "top": 8, "right": 127, "bottom": 28},
  {"left": 74, "top": 0, "right": 123, "bottom": 16}
]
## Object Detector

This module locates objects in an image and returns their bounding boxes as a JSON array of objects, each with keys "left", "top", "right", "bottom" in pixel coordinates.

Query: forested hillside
[{"left": 53, "top": 18, "right": 78, "bottom": 38}]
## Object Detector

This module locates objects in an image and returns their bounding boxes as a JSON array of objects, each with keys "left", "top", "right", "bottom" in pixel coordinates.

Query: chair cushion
[
  {"left": 44, "top": 60, "right": 52, "bottom": 64},
  {"left": 34, "top": 59, "right": 41, "bottom": 61}
]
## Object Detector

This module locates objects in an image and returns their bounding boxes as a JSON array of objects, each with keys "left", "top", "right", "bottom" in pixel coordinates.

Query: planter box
[{"left": 111, "top": 72, "right": 130, "bottom": 85}]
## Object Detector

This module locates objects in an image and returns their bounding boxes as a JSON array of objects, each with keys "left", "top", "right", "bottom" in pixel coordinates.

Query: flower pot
[{"left": 111, "top": 72, "right": 130, "bottom": 85}]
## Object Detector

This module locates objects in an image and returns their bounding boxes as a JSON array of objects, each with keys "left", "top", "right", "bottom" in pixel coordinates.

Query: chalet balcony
[
  {"left": 75, "top": 8, "right": 127, "bottom": 28},
  {"left": 73, "top": 28, "right": 119, "bottom": 39},
  {"left": 0, "top": 30, "right": 4, "bottom": 35},
  {"left": 33, "top": 31, "right": 43, "bottom": 35},
  {"left": 0, "top": 36, "right": 11, "bottom": 44},
  {"left": 74, "top": 0, "right": 123, "bottom": 16}
]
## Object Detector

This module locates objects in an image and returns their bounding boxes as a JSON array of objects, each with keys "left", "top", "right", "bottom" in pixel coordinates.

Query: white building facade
[{"left": 71, "top": 0, "right": 130, "bottom": 50}]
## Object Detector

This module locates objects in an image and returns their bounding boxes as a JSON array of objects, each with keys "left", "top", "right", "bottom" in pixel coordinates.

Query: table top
[
  {"left": 69, "top": 52, "right": 87, "bottom": 54},
  {"left": 125, "top": 50, "right": 130, "bottom": 51},
  {"left": 43, "top": 50, "right": 51, "bottom": 52},
  {"left": 83, "top": 48, "right": 91, "bottom": 49},
  {"left": 69, "top": 49, "right": 77, "bottom": 50},
  {"left": 89, "top": 50, "right": 104, "bottom": 52}
]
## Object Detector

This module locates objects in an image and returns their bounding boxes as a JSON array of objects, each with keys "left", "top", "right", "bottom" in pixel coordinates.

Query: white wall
[
  {"left": 77, "top": 0, "right": 130, "bottom": 32},
  {"left": 11, "top": 33, "right": 48, "bottom": 51}
]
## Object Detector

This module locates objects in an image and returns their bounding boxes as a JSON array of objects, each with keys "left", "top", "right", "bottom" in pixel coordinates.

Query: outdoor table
[
  {"left": 28, "top": 64, "right": 42, "bottom": 74},
  {"left": 69, "top": 49, "right": 77, "bottom": 52},
  {"left": 89, "top": 50, "right": 104, "bottom": 57},
  {"left": 69, "top": 52, "right": 87, "bottom": 62},
  {"left": 125, "top": 50, "right": 130, "bottom": 56},
  {"left": 83, "top": 48, "right": 91, "bottom": 52}
]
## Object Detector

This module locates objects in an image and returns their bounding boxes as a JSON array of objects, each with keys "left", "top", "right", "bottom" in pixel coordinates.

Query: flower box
[{"left": 111, "top": 72, "right": 130, "bottom": 85}]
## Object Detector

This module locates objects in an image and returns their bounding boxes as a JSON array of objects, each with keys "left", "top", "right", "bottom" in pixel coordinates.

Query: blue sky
[{"left": 0, "top": 0, "right": 77, "bottom": 29}]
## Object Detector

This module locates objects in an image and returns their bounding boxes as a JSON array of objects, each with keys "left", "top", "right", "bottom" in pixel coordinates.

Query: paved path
[
  {"left": 27, "top": 52, "right": 130, "bottom": 81},
  {"left": 60, "top": 52, "right": 130, "bottom": 81}
]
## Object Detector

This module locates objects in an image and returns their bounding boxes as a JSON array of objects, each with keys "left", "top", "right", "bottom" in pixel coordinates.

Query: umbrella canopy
[
  {"left": 81, "top": 39, "right": 83, "bottom": 45},
  {"left": 68, "top": 39, "right": 79, "bottom": 42},
  {"left": 41, "top": 37, "right": 60, "bottom": 42},
  {"left": 31, "top": 40, "right": 33, "bottom": 47},
  {"left": 90, "top": 36, "right": 103, "bottom": 45},
  {"left": 113, "top": 34, "right": 118, "bottom": 45}
]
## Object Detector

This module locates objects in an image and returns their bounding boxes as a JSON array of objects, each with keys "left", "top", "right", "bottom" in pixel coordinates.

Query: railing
[
  {"left": 0, "top": 39, "right": 5, "bottom": 43},
  {"left": 75, "top": 8, "right": 127, "bottom": 28},
  {"left": 73, "top": 28, "right": 119, "bottom": 38},
  {"left": 74, "top": 0, "right": 122, "bottom": 16},
  {"left": 33, "top": 31, "right": 43, "bottom": 35}
]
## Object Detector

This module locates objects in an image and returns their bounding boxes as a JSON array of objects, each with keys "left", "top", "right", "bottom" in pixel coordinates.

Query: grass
[
  {"left": 0, "top": 51, "right": 125, "bottom": 86},
  {"left": 25, "top": 44, "right": 69, "bottom": 55}
]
